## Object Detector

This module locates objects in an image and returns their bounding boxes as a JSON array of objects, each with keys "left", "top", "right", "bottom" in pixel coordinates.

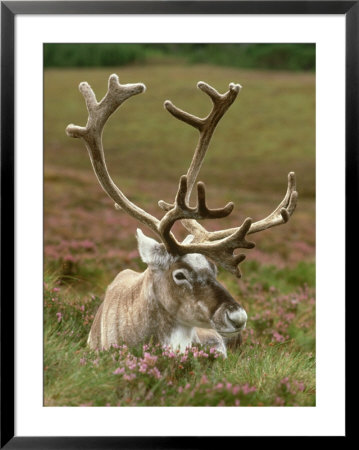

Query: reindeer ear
[{"left": 136, "top": 229, "right": 171, "bottom": 269}]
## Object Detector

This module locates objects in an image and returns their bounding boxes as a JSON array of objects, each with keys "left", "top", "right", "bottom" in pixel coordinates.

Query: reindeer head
[
  {"left": 66, "top": 74, "right": 297, "bottom": 341},
  {"left": 136, "top": 229, "right": 247, "bottom": 336}
]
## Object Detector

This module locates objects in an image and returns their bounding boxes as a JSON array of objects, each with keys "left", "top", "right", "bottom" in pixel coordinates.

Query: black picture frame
[{"left": 1, "top": 1, "right": 354, "bottom": 447}]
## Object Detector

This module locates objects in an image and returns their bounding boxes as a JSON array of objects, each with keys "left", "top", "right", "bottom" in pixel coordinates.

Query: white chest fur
[{"left": 167, "top": 325, "right": 197, "bottom": 352}]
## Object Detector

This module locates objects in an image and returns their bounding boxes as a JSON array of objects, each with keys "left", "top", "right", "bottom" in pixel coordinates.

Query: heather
[
  {"left": 44, "top": 271, "right": 314, "bottom": 406},
  {"left": 44, "top": 64, "right": 315, "bottom": 406}
]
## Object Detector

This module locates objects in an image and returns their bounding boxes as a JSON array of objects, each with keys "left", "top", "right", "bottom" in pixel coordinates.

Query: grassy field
[{"left": 44, "top": 64, "right": 315, "bottom": 406}]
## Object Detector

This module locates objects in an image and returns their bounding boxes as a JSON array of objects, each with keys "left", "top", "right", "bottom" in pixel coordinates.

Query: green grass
[
  {"left": 44, "top": 64, "right": 315, "bottom": 406},
  {"left": 240, "top": 260, "right": 315, "bottom": 293}
]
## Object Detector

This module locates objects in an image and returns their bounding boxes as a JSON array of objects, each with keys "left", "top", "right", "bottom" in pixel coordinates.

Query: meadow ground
[{"left": 44, "top": 64, "right": 315, "bottom": 406}]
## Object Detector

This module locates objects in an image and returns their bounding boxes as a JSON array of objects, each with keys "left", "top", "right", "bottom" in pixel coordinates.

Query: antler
[
  {"left": 66, "top": 75, "right": 161, "bottom": 236},
  {"left": 66, "top": 74, "right": 253, "bottom": 276},
  {"left": 159, "top": 82, "right": 297, "bottom": 247}
]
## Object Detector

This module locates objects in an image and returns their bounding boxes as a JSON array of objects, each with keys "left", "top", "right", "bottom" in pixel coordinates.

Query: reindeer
[{"left": 66, "top": 74, "right": 297, "bottom": 356}]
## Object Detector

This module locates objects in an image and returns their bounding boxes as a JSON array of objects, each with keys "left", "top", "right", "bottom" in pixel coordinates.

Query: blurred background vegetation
[
  {"left": 44, "top": 42, "right": 315, "bottom": 281},
  {"left": 44, "top": 43, "right": 315, "bottom": 72},
  {"left": 44, "top": 44, "right": 316, "bottom": 406}
]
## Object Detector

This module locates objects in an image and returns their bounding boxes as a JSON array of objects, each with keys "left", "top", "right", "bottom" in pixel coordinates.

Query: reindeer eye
[{"left": 174, "top": 272, "right": 186, "bottom": 281}]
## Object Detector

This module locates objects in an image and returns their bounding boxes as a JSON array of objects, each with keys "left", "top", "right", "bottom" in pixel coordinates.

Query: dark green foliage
[
  {"left": 44, "top": 43, "right": 315, "bottom": 71},
  {"left": 44, "top": 43, "right": 146, "bottom": 68}
]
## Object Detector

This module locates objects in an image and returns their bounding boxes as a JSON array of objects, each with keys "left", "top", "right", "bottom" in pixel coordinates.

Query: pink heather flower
[
  {"left": 295, "top": 381, "right": 305, "bottom": 392},
  {"left": 275, "top": 396, "right": 285, "bottom": 406},
  {"left": 113, "top": 367, "right": 125, "bottom": 375},
  {"left": 185, "top": 383, "right": 191, "bottom": 390},
  {"left": 150, "top": 367, "right": 161, "bottom": 379},
  {"left": 139, "top": 363, "right": 148, "bottom": 373},
  {"left": 273, "top": 331, "right": 285, "bottom": 343},
  {"left": 79, "top": 358, "right": 86, "bottom": 366},
  {"left": 123, "top": 373, "right": 136, "bottom": 381},
  {"left": 63, "top": 254, "right": 76, "bottom": 263},
  {"left": 180, "top": 355, "right": 188, "bottom": 363},
  {"left": 200, "top": 375, "right": 208, "bottom": 385},
  {"left": 232, "top": 386, "right": 240, "bottom": 395},
  {"left": 280, "top": 377, "right": 291, "bottom": 391},
  {"left": 56, "top": 312, "right": 62, "bottom": 323},
  {"left": 209, "top": 347, "right": 217, "bottom": 354},
  {"left": 53, "top": 287, "right": 60, "bottom": 292},
  {"left": 178, "top": 386, "right": 183, "bottom": 393},
  {"left": 126, "top": 358, "right": 137, "bottom": 370},
  {"left": 235, "top": 399, "right": 240, "bottom": 406},
  {"left": 216, "top": 383, "right": 224, "bottom": 390},
  {"left": 143, "top": 352, "right": 158, "bottom": 366},
  {"left": 242, "top": 384, "right": 256, "bottom": 395},
  {"left": 80, "top": 239, "right": 95, "bottom": 249},
  {"left": 92, "top": 358, "right": 99, "bottom": 366}
]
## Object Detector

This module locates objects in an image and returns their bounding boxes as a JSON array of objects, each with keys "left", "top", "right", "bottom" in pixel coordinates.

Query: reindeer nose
[{"left": 227, "top": 308, "right": 247, "bottom": 330}]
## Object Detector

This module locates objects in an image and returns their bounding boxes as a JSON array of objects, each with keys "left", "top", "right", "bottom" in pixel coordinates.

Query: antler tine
[
  {"left": 158, "top": 175, "right": 234, "bottom": 254},
  {"left": 249, "top": 171, "right": 297, "bottom": 234},
  {"left": 199, "top": 172, "right": 298, "bottom": 242},
  {"left": 66, "top": 74, "right": 162, "bottom": 237}
]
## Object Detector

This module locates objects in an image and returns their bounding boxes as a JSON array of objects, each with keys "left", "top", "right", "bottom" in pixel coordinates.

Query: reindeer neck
[{"left": 141, "top": 269, "right": 196, "bottom": 351}]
